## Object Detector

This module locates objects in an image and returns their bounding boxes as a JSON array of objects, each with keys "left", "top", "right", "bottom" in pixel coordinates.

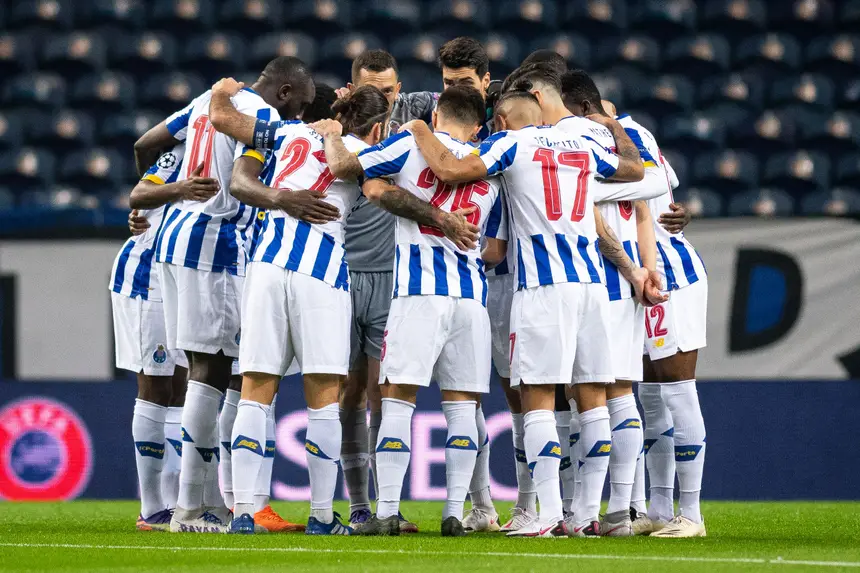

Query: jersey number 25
[{"left": 416, "top": 167, "right": 489, "bottom": 237}]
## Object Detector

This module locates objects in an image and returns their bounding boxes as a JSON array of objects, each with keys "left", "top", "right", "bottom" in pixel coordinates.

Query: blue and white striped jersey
[
  {"left": 476, "top": 125, "right": 619, "bottom": 290},
  {"left": 154, "top": 88, "right": 279, "bottom": 276},
  {"left": 109, "top": 145, "right": 184, "bottom": 302},
  {"left": 357, "top": 131, "right": 504, "bottom": 306},
  {"left": 618, "top": 115, "right": 707, "bottom": 290},
  {"left": 250, "top": 123, "right": 366, "bottom": 290}
]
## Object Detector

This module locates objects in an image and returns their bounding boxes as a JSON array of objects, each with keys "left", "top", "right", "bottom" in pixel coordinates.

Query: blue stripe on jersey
[
  {"left": 577, "top": 236, "right": 601, "bottom": 283},
  {"left": 311, "top": 233, "right": 335, "bottom": 281},
  {"left": 604, "top": 257, "right": 622, "bottom": 300},
  {"left": 495, "top": 257, "right": 509, "bottom": 275},
  {"left": 485, "top": 143, "right": 517, "bottom": 177},
  {"left": 485, "top": 194, "right": 503, "bottom": 238},
  {"left": 671, "top": 237, "right": 699, "bottom": 285},
  {"left": 408, "top": 244, "right": 422, "bottom": 295},
  {"left": 261, "top": 217, "right": 283, "bottom": 263},
  {"left": 212, "top": 204, "right": 245, "bottom": 274},
  {"left": 360, "top": 130, "right": 410, "bottom": 153},
  {"left": 165, "top": 212, "right": 194, "bottom": 264},
  {"left": 166, "top": 109, "right": 191, "bottom": 136},
  {"left": 285, "top": 221, "right": 311, "bottom": 270},
  {"left": 112, "top": 241, "right": 135, "bottom": 294},
  {"left": 334, "top": 256, "right": 349, "bottom": 290},
  {"left": 456, "top": 253, "right": 473, "bottom": 299},
  {"left": 623, "top": 240, "right": 636, "bottom": 298},
  {"left": 165, "top": 162, "right": 182, "bottom": 184},
  {"left": 364, "top": 150, "right": 410, "bottom": 179},
  {"left": 185, "top": 213, "right": 213, "bottom": 269},
  {"left": 657, "top": 243, "right": 678, "bottom": 290},
  {"left": 155, "top": 207, "right": 180, "bottom": 259},
  {"left": 393, "top": 245, "right": 401, "bottom": 296},
  {"left": 555, "top": 234, "right": 580, "bottom": 283},
  {"left": 432, "top": 246, "right": 448, "bottom": 296},
  {"left": 517, "top": 240, "right": 526, "bottom": 289},
  {"left": 531, "top": 235, "right": 553, "bottom": 285},
  {"left": 478, "top": 259, "right": 488, "bottom": 306},
  {"left": 252, "top": 215, "right": 270, "bottom": 261},
  {"left": 130, "top": 247, "right": 155, "bottom": 299},
  {"left": 623, "top": 127, "right": 656, "bottom": 164}
]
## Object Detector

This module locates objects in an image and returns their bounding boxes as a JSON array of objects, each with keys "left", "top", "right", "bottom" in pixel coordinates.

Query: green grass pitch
[{"left": 1, "top": 501, "right": 859, "bottom": 572}]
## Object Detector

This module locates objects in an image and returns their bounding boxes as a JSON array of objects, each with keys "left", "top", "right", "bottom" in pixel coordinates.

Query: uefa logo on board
[{"left": 0, "top": 398, "right": 93, "bottom": 500}]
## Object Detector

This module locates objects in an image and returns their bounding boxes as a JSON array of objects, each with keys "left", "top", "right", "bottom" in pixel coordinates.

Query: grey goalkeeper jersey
[{"left": 344, "top": 91, "right": 438, "bottom": 272}]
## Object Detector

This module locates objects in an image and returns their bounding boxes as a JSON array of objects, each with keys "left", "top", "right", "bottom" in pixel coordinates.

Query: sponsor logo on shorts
[
  {"left": 445, "top": 436, "right": 477, "bottom": 450},
  {"left": 135, "top": 441, "right": 165, "bottom": 459},
  {"left": 152, "top": 345, "right": 168, "bottom": 364},
  {"left": 235, "top": 331, "right": 241, "bottom": 345},
  {"left": 612, "top": 418, "right": 642, "bottom": 431},
  {"left": 655, "top": 338, "right": 665, "bottom": 348},
  {"left": 586, "top": 440, "right": 612, "bottom": 457},
  {"left": 674, "top": 444, "right": 703, "bottom": 461},
  {"left": 231, "top": 436, "right": 262, "bottom": 455},
  {"left": 538, "top": 441, "right": 562, "bottom": 459},
  {"left": 376, "top": 437, "right": 409, "bottom": 453}
]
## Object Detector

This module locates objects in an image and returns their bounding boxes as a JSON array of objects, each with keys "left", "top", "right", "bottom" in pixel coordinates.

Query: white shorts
[
  {"left": 159, "top": 263, "right": 243, "bottom": 357},
  {"left": 380, "top": 295, "right": 491, "bottom": 393},
  {"left": 608, "top": 297, "right": 645, "bottom": 381},
  {"left": 487, "top": 275, "right": 515, "bottom": 379},
  {"left": 510, "top": 282, "right": 614, "bottom": 386},
  {"left": 111, "top": 292, "right": 186, "bottom": 376},
  {"left": 645, "top": 278, "right": 708, "bottom": 361},
  {"left": 239, "top": 262, "right": 350, "bottom": 376}
]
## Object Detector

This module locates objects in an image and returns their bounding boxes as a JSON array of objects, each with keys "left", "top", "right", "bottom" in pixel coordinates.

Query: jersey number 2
[
  {"left": 416, "top": 167, "right": 488, "bottom": 237},
  {"left": 272, "top": 138, "right": 335, "bottom": 192},
  {"left": 533, "top": 148, "right": 590, "bottom": 222}
]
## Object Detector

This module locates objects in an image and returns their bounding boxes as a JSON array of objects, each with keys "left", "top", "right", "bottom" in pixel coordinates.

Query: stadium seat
[
  {"left": 0, "top": 113, "right": 22, "bottom": 150},
  {"left": 599, "top": 35, "right": 661, "bottom": 78},
  {"left": 100, "top": 111, "right": 164, "bottom": 153},
  {"left": 71, "top": 72, "right": 136, "bottom": 114},
  {"left": 769, "top": 0, "right": 835, "bottom": 41},
  {"left": 219, "top": 0, "right": 285, "bottom": 38},
  {"left": 839, "top": 0, "right": 860, "bottom": 32},
  {"left": 492, "top": 0, "right": 559, "bottom": 39},
  {"left": 563, "top": 0, "right": 628, "bottom": 41},
  {"left": 672, "top": 187, "right": 725, "bottom": 217},
  {"left": 391, "top": 35, "right": 446, "bottom": 76},
  {"left": 805, "top": 35, "right": 860, "bottom": 77},
  {"left": 769, "top": 73, "right": 834, "bottom": 123},
  {"left": 285, "top": 0, "right": 353, "bottom": 39},
  {"left": 835, "top": 153, "right": 860, "bottom": 188},
  {"left": 181, "top": 34, "right": 247, "bottom": 83},
  {"left": 590, "top": 74, "right": 626, "bottom": 111},
  {"left": 729, "top": 110, "right": 797, "bottom": 157},
  {"left": 319, "top": 33, "right": 384, "bottom": 80},
  {"left": 150, "top": 0, "right": 216, "bottom": 35},
  {"left": 398, "top": 65, "right": 443, "bottom": 93},
  {"left": 76, "top": 0, "right": 147, "bottom": 33},
  {"left": 629, "top": 0, "right": 696, "bottom": 39},
  {"left": 661, "top": 114, "right": 728, "bottom": 155},
  {"left": 483, "top": 33, "right": 522, "bottom": 77},
  {"left": 529, "top": 34, "right": 592, "bottom": 70},
  {"left": 0, "top": 187, "right": 14, "bottom": 211},
  {"left": 140, "top": 73, "right": 205, "bottom": 116},
  {"left": 0, "top": 148, "right": 56, "bottom": 191},
  {"left": 663, "top": 34, "right": 731, "bottom": 81},
  {"left": 700, "top": 0, "right": 767, "bottom": 39},
  {"left": 735, "top": 33, "right": 802, "bottom": 81},
  {"left": 840, "top": 79, "right": 860, "bottom": 111},
  {"left": 425, "top": 0, "right": 491, "bottom": 38},
  {"left": 626, "top": 75, "right": 694, "bottom": 116},
  {"left": 111, "top": 32, "right": 177, "bottom": 79},
  {"left": 692, "top": 150, "right": 759, "bottom": 192},
  {"left": 798, "top": 112, "right": 860, "bottom": 155},
  {"left": 699, "top": 74, "right": 765, "bottom": 113},
  {"left": 41, "top": 33, "right": 107, "bottom": 80},
  {"left": 249, "top": 32, "right": 317, "bottom": 72},
  {"left": 802, "top": 188, "right": 860, "bottom": 215},
  {"left": 9, "top": 0, "right": 74, "bottom": 31},
  {"left": 3, "top": 73, "right": 66, "bottom": 110},
  {"left": 763, "top": 150, "right": 830, "bottom": 195},
  {"left": 357, "top": 0, "right": 421, "bottom": 42},
  {"left": 728, "top": 188, "right": 795, "bottom": 216},
  {"left": 0, "top": 34, "right": 35, "bottom": 77},
  {"left": 39, "top": 110, "right": 97, "bottom": 154},
  {"left": 59, "top": 148, "right": 127, "bottom": 191}
]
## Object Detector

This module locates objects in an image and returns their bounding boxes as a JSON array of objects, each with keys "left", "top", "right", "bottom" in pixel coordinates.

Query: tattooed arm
[
  {"left": 399, "top": 120, "right": 488, "bottom": 184},
  {"left": 586, "top": 114, "right": 644, "bottom": 182},
  {"left": 311, "top": 119, "right": 364, "bottom": 180},
  {"left": 595, "top": 206, "right": 640, "bottom": 282}
]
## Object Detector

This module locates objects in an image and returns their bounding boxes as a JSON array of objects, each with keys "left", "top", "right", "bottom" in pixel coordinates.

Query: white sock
[
  {"left": 568, "top": 399, "right": 582, "bottom": 516},
  {"left": 575, "top": 406, "right": 611, "bottom": 526},
  {"left": 254, "top": 396, "right": 276, "bottom": 513},
  {"left": 218, "top": 389, "right": 240, "bottom": 509},
  {"left": 511, "top": 413, "right": 536, "bottom": 512},
  {"left": 368, "top": 410, "right": 382, "bottom": 502},
  {"left": 306, "top": 403, "right": 341, "bottom": 524},
  {"left": 468, "top": 406, "right": 494, "bottom": 511},
  {"left": 441, "top": 401, "right": 479, "bottom": 520},
  {"left": 631, "top": 446, "right": 647, "bottom": 514},
  {"left": 341, "top": 407, "right": 370, "bottom": 513},
  {"left": 230, "top": 399, "right": 269, "bottom": 517},
  {"left": 639, "top": 383, "right": 675, "bottom": 522},
  {"left": 202, "top": 451, "right": 224, "bottom": 509},
  {"left": 607, "top": 394, "right": 643, "bottom": 515},
  {"left": 375, "top": 398, "right": 414, "bottom": 519},
  {"left": 555, "top": 410, "right": 574, "bottom": 514},
  {"left": 162, "top": 406, "right": 183, "bottom": 509},
  {"left": 177, "top": 381, "right": 222, "bottom": 511},
  {"left": 662, "top": 380, "right": 706, "bottom": 523},
  {"left": 523, "top": 409, "right": 563, "bottom": 523},
  {"left": 133, "top": 399, "right": 167, "bottom": 518}
]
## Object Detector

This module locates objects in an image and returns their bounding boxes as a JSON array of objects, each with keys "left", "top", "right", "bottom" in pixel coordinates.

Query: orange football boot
[{"left": 254, "top": 505, "right": 306, "bottom": 533}]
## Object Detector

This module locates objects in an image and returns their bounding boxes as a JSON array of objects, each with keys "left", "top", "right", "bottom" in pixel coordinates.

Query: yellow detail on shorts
[
  {"left": 449, "top": 438, "right": 472, "bottom": 448},
  {"left": 550, "top": 445, "right": 562, "bottom": 456},
  {"left": 142, "top": 174, "right": 165, "bottom": 185},
  {"left": 236, "top": 439, "right": 259, "bottom": 450},
  {"left": 655, "top": 338, "right": 665, "bottom": 348},
  {"left": 305, "top": 442, "right": 319, "bottom": 455},
  {"left": 597, "top": 443, "right": 612, "bottom": 455},
  {"left": 243, "top": 149, "right": 265, "bottom": 164},
  {"left": 382, "top": 440, "right": 404, "bottom": 450}
]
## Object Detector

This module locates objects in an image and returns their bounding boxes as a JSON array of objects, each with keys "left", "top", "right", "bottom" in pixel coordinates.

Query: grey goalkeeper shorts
[{"left": 349, "top": 271, "right": 393, "bottom": 368}]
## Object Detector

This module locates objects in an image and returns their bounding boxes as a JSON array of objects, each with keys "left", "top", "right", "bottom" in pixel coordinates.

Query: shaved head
[{"left": 494, "top": 90, "right": 542, "bottom": 130}]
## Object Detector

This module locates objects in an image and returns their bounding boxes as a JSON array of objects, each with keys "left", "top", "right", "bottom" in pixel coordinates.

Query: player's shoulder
[
  {"left": 233, "top": 87, "right": 280, "bottom": 119},
  {"left": 617, "top": 113, "right": 654, "bottom": 140},
  {"left": 343, "top": 134, "right": 369, "bottom": 154},
  {"left": 357, "top": 129, "right": 414, "bottom": 156}
]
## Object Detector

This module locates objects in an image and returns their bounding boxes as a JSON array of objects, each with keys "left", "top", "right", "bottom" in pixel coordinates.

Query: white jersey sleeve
[
  {"left": 142, "top": 144, "right": 185, "bottom": 185},
  {"left": 581, "top": 137, "right": 620, "bottom": 179},
  {"left": 356, "top": 131, "right": 414, "bottom": 178},
  {"left": 593, "top": 167, "right": 668, "bottom": 202},
  {"left": 665, "top": 157, "right": 680, "bottom": 190},
  {"left": 165, "top": 94, "right": 207, "bottom": 141},
  {"left": 476, "top": 131, "right": 519, "bottom": 176}
]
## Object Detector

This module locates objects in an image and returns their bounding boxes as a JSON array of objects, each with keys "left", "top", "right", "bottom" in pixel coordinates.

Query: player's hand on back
[
  {"left": 643, "top": 270, "right": 669, "bottom": 307},
  {"left": 396, "top": 120, "right": 425, "bottom": 134},
  {"left": 334, "top": 87, "right": 351, "bottom": 100},
  {"left": 128, "top": 209, "right": 149, "bottom": 235},
  {"left": 658, "top": 202, "right": 692, "bottom": 234},
  {"left": 177, "top": 164, "right": 220, "bottom": 202},
  {"left": 439, "top": 207, "right": 480, "bottom": 251},
  {"left": 212, "top": 77, "right": 244, "bottom": 98},
  {"left": 275, "top": 189, "right": 341, "bottom": 225},
  {"left": 586, "top": 112, "right": 620, "bottom": 130},
  {"left": 310, "top": 119, "right": 343, "bottom": 139}
]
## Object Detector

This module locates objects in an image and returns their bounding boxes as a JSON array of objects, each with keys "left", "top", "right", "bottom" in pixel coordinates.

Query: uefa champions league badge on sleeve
[
  {"left": 157, "top": 152, "right": 177, "bottom": 169},
  {"left": 0, "top": 398, "right": 93, "bottom": 500}
]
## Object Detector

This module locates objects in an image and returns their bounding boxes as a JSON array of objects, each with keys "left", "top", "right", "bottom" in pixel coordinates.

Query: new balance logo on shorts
[
  {"left": 232, "top": 436, "right": 262, "bottom": 455},
  {"left": 612, "top": 418, "right": 642, "bottom": 431},
  {"left": 586, "top": 441, "right": 613, "bottom": 457},
  {"left": 305, "top": 440, "right": 332, "bottom": 459},
  {"left": 445, "top": 436, "right": 477, "bottom": 450},
  {"left": 538, "top": 441, "right": 562, "bottom": 458},
  {"left": 376, "top": 437, "right": 409, "bottom": 452}
]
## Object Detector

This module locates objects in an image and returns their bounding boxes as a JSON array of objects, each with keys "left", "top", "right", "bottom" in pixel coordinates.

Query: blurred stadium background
[{"left": 0, "top": 0, "right": 858, "bottom": 503}]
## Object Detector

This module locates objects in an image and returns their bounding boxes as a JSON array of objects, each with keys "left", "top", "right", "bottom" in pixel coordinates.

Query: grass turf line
[{"left": 0, "top": 501, "right": 859, "bottom": 572}]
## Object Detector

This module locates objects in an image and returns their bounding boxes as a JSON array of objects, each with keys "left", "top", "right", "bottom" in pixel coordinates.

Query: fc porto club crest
[
  {"left": 0, "top": 398, "right": 93, "bottom": 500},
  {"left": 152, "top": 344, "right": 168, "bottom": 364}
]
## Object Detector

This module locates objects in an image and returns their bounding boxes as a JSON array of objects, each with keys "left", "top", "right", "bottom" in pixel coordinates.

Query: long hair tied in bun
[{"left": 331, "top": 85, "right": 390, "bottom": 138}]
